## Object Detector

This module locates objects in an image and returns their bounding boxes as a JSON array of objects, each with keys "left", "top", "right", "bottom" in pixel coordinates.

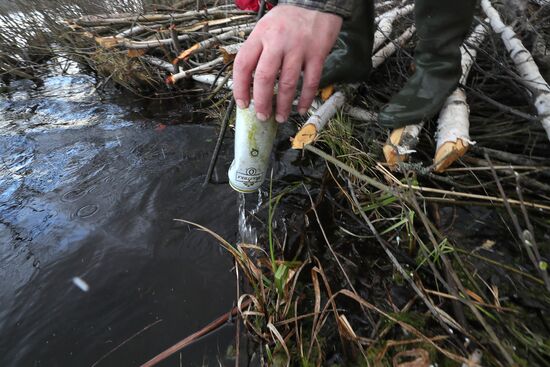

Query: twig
[
  {"left": 304, "top": 144, "right": 550, "bottom": 211},
  {"left": 91, "top": 319, "right": 163, "bottom": 367},
  {"left": 203, "top": 98, "right": 235, "bottom": 186},
  {"left": 303, "top": 184, "right": 370, "bottom": 316},
  {"left": 346, "top": 180, "right": 470, "bottom": 351},
  {"left": 140, "top": 299, "right": 251, "bottom": 367},
  {"left": 485, "top": 154, "right": 550, "bottom": 291}
]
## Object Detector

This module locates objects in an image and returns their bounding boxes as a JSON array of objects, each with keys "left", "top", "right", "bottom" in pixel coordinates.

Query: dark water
[{"left": 0, "top": 69, "right": 243, "bottom": 366}]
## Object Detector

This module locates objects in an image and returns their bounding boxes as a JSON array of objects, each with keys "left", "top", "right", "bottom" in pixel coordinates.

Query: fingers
[
  {"left": 233, "top": 38, "right": 262, "bottom": 110},
  {"left": 275, "top": 54, "right": 302, "bottom": 123},
  {"left": 252, "top": 46, "right": 283, "bottom": 121},
  {"left": 297, "top": 58, "right": 323, "bottom": 115}
]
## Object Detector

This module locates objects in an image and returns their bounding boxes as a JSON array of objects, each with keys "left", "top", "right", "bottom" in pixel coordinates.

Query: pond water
[{"left": 0, "top": 67, "right": 245, "bottom": 366}]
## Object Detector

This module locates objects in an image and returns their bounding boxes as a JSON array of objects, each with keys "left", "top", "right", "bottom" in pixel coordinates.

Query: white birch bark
[
  {"left": 167, "top": 57, "right": 224, "bottom": 84},
  {"left": 344, "top": 106, "right": 378, "bottom": 122},
  {"left": 173, "top": 25, "right": 253, "bottom": 62},
  {"left": 435, "top": 23, "right": 488, "bottom": 151},
  {"left": 191, "top": 74, "right": 234, "bottom": 89},
  {"left": 374, "top": 1, "right": 397, "bottom": 11},
  {"left": 300, "top": 91, "right": 347, "bottom": 134},
  {"left": 122, "top": 24, "right": 249, "bottom": 49},
  {"left": 372, "top": 25, "right": 415, "bottom": 68},
  {"left": 482, "top": 0, "right": 550, "bottom": 140},
  {"left": 373, "top": 4, "right": 414, "bottom": 51}
]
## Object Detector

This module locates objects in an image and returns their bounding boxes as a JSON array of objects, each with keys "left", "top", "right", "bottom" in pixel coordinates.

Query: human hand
[{"left": 233, "top": 5, "right": 342, "bottom": 123}]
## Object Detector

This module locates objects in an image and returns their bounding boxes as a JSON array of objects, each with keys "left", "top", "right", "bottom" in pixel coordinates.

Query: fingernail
[
  {"left": 256, "top": 112, "right": 267, "bottom": 121},
  {"left": 275, "top": 114, "right": 286, "bottom": 123},
  {"left": 236, "top": 99, "right": 246, "bottom": 109},
  {"left": 298, "top": 108, "right": 307, "bottom": 116}
]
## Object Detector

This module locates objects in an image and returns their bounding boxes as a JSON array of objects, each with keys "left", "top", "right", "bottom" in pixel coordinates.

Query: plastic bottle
[{"left": 228, "top": 102, "right": 277, "bottom": 193}]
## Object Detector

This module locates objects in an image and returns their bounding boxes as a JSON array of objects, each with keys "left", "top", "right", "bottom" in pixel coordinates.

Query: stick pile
[
  {"left": 62, "top": 2, "right": 253, "bottom": 93},
  {"left": 46, "top": 0, "right": 550, "bottom": 175}
]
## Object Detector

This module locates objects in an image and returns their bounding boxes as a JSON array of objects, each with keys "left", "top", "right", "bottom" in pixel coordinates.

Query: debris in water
[{"left": 72, "top": 277, "right": 90, "bottom": 292}]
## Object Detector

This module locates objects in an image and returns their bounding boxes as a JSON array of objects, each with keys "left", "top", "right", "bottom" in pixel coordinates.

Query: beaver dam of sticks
[{"left": 2, "top": 0, "right": 550, "bottom": 365}]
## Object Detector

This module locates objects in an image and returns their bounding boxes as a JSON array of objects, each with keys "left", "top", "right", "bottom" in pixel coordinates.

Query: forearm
[{"left": 271, "top": 0, "right": 353, "bottom": 18}]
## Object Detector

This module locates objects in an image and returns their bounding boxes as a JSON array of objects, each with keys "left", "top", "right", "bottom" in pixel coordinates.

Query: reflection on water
[{"left": 0, "top": 65, "right": 242, "bottom": 365}]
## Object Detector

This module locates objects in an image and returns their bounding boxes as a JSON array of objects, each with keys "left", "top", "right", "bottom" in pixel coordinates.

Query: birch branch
[
  {"left": 373, "top": 4, "right": 414, "bottom": 51},
  {"left": 115, "top": 24, "right": 161, "bottom": 38},
  {"left": 375, "top": 1, "right": 399, "bottom": 11},
  {"left": 433, "top": 23, "right": 488, "bottom": 172},
  {"left": 107, "top": 23, "right": 250, "bottom": 50},
  {"left": 191, "top": 73, "right": 234, "bottom": 89},
  {"left": 141, "top": 55, "right": 177, "bottom": 73},
  {"left": 372, "top": 25, "right": 415, "bottom": 68},
  {"left": 344, "top": 105, "right": 378, "bottom": 122},
  {"left": 71, "top": 9, "right": 253, "bottom": 27},
  {"left": 166, "top": 56, "right": 224, "bottom": 84},
  {"left": 482, "top": 0, "right": 550, "bottom": 141},
  {"left": 382, "top": 123, "right": 425, "bottom": 166},
  {"left": 173, "top": 25, "right": 253, "bottom": 63}
]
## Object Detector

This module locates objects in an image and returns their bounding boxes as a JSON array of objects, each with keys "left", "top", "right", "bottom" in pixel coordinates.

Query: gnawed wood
[
  {"left": 291, "top": 92, "right": 346, "bottom": 149},
  {"left": 219, "top": 43, "right": 242, "bottom": 63},
  {"left": 383, "top": 124, "right": 424, "bottom": 168},
  {"left": 433, "top": 23, "right": 488, "bottom": 172},
  {"left": 173, "top": 25, "right": 253, "bottom": 63}
]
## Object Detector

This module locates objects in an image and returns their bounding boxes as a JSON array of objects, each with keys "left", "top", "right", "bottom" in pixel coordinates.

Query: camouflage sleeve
[{"left": 270, "top": 0, "right": 354, "bottom": 18}]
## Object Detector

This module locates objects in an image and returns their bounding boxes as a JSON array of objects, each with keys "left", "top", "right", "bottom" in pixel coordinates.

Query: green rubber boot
[
  {"left": 378, "top": 0, "right": 476, "bottom": 128},
  {"left": 319, "top": 0, "right": 375, "bottom": 87}
]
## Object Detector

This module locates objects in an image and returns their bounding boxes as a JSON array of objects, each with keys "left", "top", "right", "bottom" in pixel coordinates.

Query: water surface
[{"left": 0, "top": 68, "right": 241, "bottom": 366}]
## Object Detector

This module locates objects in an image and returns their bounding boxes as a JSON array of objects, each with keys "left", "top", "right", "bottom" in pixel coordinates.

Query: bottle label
[{"left": 234, "top": 167, "right": 263, "bottom": 188}]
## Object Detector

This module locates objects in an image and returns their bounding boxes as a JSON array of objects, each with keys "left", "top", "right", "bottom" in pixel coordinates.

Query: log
[
  {"left": 383, "top": 123, "right": 424, "bottom": 166},
  {"left": 141, "top": 55, "right": 177, "bottom": 73},
  {"left": 433, "top": 23, "right": 488, "bottom": 172},
  {"left": 344, "top": 105, "right": 378, "bottom": 122}
]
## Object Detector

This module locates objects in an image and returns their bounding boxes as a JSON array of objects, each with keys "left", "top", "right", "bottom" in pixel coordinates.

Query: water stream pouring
[{"left": 228, "top": 101, "right": 277, "bottom": 193}]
